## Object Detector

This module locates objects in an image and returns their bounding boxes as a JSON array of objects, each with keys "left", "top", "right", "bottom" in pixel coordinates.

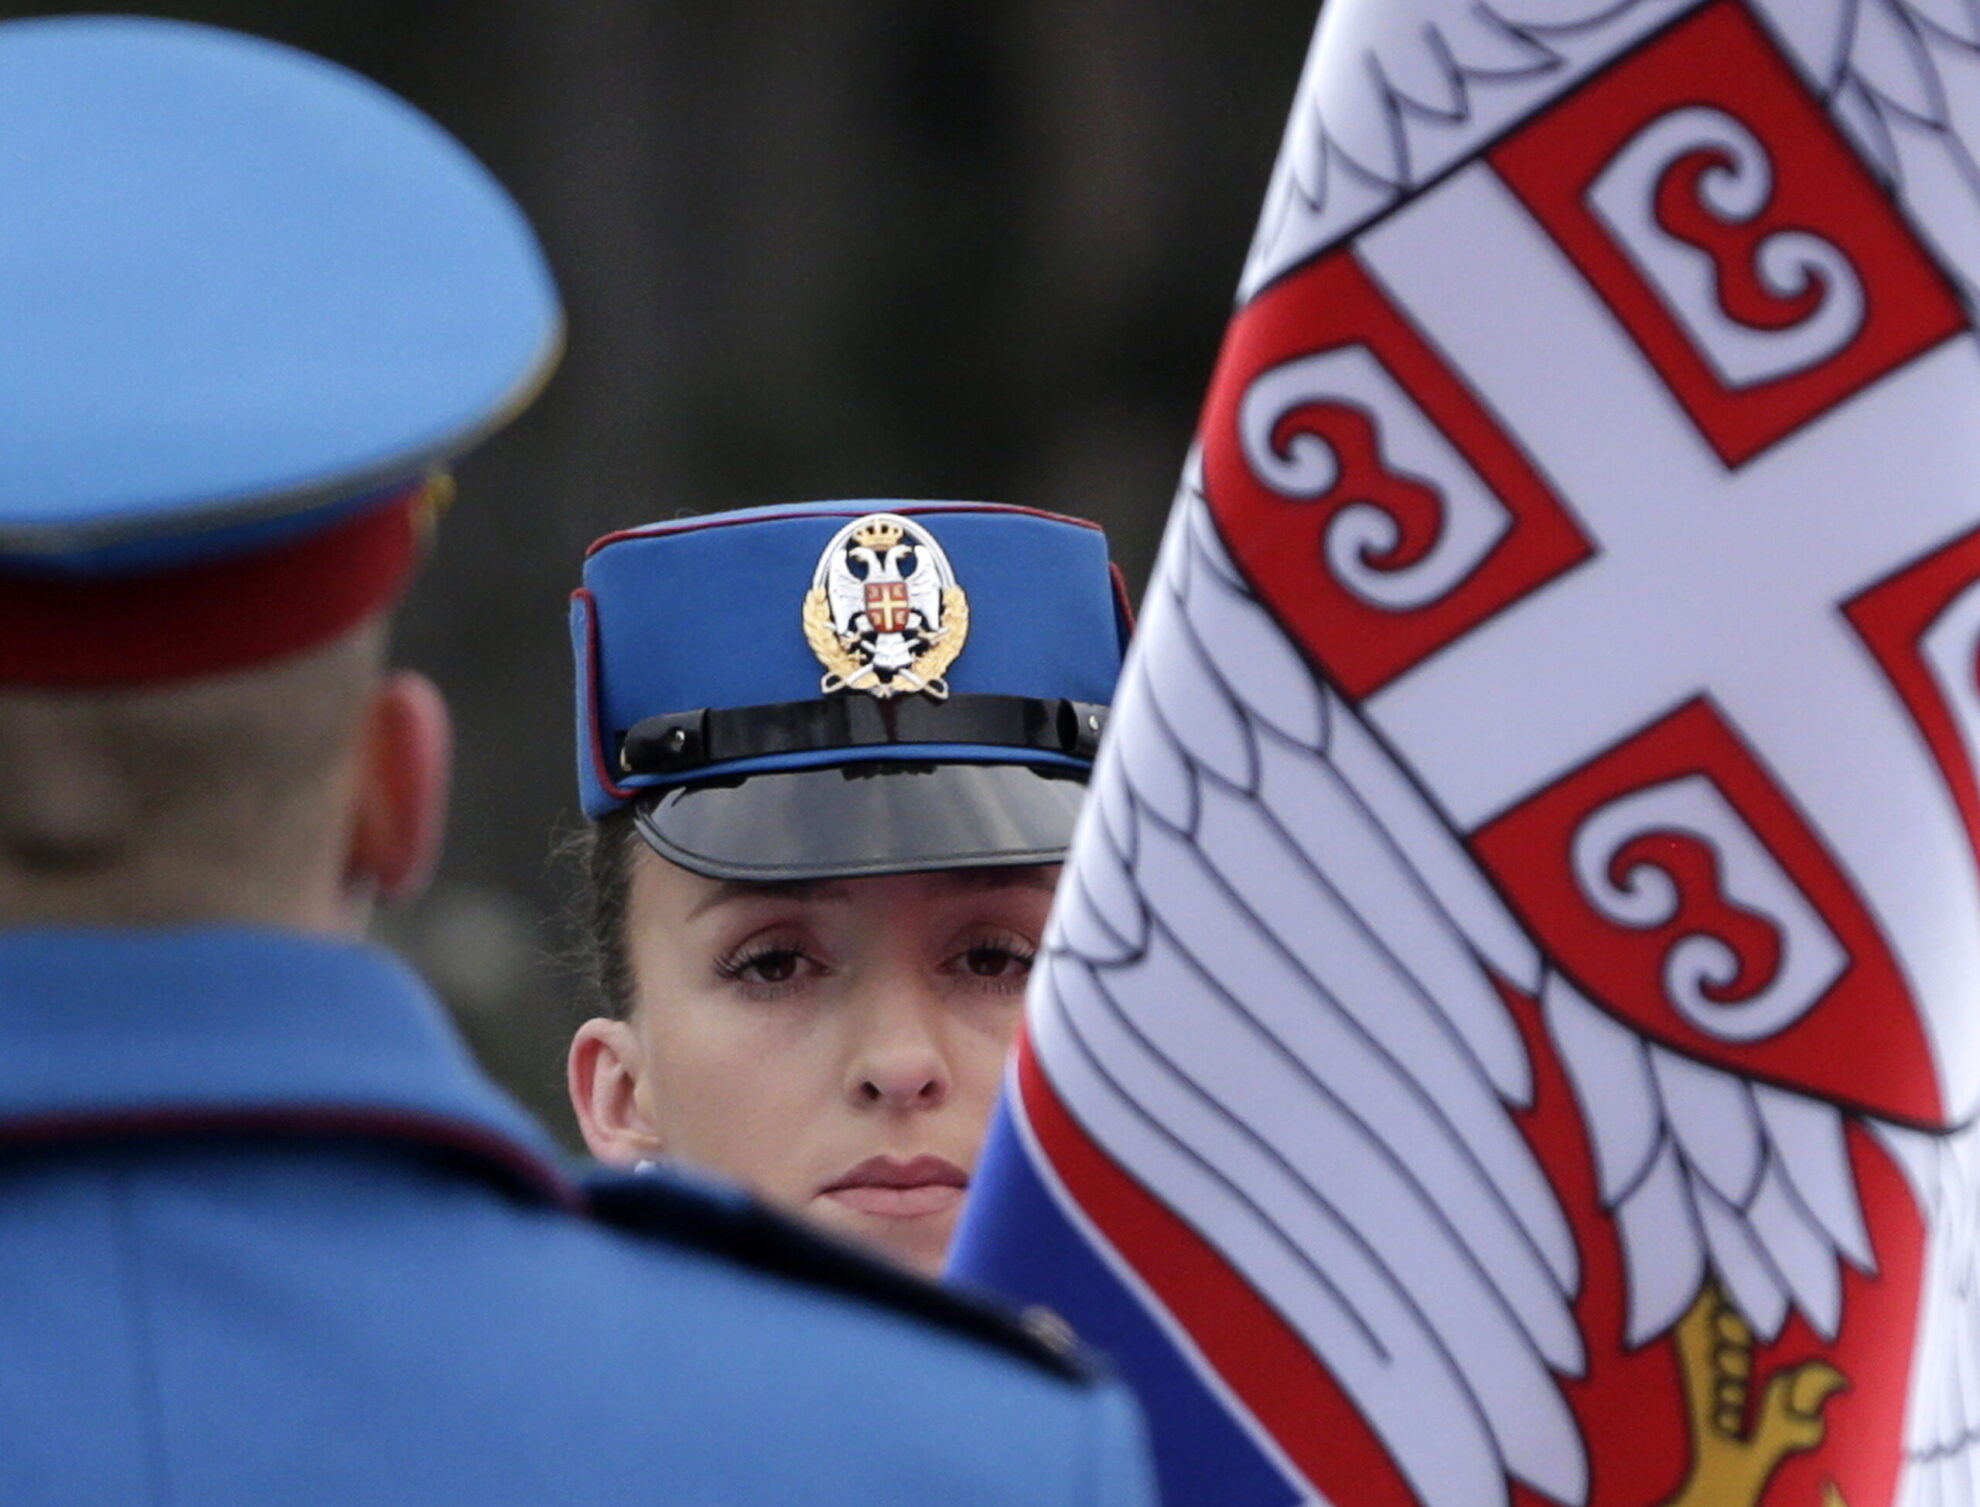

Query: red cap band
[{"left": 0, "top": 488, "right": 427, "bottom": 687}]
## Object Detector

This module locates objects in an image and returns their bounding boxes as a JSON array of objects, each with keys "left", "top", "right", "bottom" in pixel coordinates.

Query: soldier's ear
[
  {"left": 569, "top": 1018, "right": 664, "bottom": 1164},
  {"left": 347, "top": 669, "right": 451, "bottom": 904}
]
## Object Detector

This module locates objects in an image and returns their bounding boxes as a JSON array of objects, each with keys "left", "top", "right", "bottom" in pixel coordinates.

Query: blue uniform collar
[{"left": 0, "top": 926, "right": 575, "bottom": 1204}]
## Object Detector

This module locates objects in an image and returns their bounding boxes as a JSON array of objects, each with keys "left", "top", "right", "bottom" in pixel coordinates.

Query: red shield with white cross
[
  {"left": 864, "top": 580, "right": 912, "bottom": 634},
  {"left": 1197, "top": 0, "right": 1979, "bottom": 1126}
]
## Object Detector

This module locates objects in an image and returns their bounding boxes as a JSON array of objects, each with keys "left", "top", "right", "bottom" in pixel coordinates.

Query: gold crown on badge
[
  {"left": 802, "top": 512, "right": 969, "bottom": 700},
  {"left": 852, "top": 517, "right": 904, "bottom": 552}
]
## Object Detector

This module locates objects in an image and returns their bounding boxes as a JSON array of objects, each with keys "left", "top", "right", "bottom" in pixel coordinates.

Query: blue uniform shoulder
[{"left": 580, "top": 1165, "right": 1101, "bottom": 1386}]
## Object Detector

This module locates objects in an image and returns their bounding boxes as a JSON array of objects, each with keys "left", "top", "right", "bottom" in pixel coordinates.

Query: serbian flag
[{"left": 950, "top": 3, "right": 1980, "bottom": 1506}]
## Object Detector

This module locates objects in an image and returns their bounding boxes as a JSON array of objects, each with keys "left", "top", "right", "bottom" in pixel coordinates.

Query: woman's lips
[{"left": 820, "top": 1155, "right": 968, "bottom": 1219}]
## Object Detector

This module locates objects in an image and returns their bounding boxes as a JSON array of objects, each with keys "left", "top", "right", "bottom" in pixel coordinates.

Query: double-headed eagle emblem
[{"left": 803, "top": 512, "right": 969, "bottom": 699}]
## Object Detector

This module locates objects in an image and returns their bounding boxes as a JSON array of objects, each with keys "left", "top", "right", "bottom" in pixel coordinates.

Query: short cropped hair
[{"left": 0, "top": 622, "right": 386, "bottom": 925}]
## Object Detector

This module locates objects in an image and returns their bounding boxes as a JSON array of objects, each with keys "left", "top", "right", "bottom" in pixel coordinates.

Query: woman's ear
[
  {"left": 569, "top": 1017, "right": 664, "bottom": 1165},
  {"left": 347, "top": 668, "right": 451, "bottom": 903}
]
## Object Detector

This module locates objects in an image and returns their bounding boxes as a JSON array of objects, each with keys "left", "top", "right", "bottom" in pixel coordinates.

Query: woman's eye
[
  {"left": 739, "top": 949, "right": 805, "bottom": 984},
  {"left": 949, "top": 934, "right": 1037, "bottom": 986},
  {"left": 961, "top": 946, "right": 1027, "bottom": 978},
  {"left": 715, "top": 941, "right": 818, "bottom": 990}
]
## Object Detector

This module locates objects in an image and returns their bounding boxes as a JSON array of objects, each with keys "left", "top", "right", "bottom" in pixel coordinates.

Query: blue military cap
[
  {"left": 573, "top": 500, "right": 1130, "bottom": 880},
  {"left": 0, "top": 15, "right": 559, "bottom": 683}
]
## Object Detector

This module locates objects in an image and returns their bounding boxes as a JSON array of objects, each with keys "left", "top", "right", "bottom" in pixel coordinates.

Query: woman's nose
[{"left": 846, "top": 988, "right": 951, "bottom": 1111}]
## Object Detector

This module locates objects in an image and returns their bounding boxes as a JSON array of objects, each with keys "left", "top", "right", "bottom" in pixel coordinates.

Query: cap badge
[{"left": 803, "top": 512, "right": 969, "bottom": 699}]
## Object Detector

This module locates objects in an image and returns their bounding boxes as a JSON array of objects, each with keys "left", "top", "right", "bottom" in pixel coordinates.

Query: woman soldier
[{"left": 566, "top": 500, "right": 1128, "bottom": 1276}]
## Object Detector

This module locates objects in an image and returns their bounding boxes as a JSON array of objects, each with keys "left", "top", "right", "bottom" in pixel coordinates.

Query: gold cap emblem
[{"left": 801, "top": 512, "right": 969, "bottom": 700}]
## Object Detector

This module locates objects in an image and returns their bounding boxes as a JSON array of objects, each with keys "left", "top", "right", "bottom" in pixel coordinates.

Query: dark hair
[{"left": 572, "top": 806, "right": 640, "bottom": 1020}]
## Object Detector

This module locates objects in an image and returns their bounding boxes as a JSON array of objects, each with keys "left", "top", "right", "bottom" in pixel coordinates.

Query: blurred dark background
[{"left": 6, "top": 1, "right": 1318, "bottom": 1141}]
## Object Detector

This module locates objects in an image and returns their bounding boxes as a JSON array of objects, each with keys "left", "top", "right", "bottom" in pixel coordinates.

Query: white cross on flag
[{"left": 951, "top": 4, "right": 1980, "bottom": 1507}]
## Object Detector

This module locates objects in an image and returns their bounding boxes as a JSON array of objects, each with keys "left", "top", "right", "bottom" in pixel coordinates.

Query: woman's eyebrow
[
  {"left": 688, "top": 878, "right": 849, "bottom": 919},
  {"left": 939, "top": 866, "right": 1060, "bottom": 895}
]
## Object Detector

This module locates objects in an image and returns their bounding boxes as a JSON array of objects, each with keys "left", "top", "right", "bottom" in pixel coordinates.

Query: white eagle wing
[
  {"left": 1873, "top": 1117, "right": 1980, "bottom": 1507},
  {"left": 902, "top": 541, "right": 944, "bottom": 632},
  {"left": 1034, "top": 478, "right": 1586, "bottom": 1507},
  {"left": 1544, "top": 976, "right": 1875, "bottom": 1349},
  {"left": 1241, "top": 0, "right": 1699, "bottom": 298},
  {"left": 825, "top": 546, "right": 866, "bottom": 629}
]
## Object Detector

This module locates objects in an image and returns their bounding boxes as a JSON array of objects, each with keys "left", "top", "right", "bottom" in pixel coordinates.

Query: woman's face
[{"left": 569, "top": 853, "right": 1056, "bottom": 1277}]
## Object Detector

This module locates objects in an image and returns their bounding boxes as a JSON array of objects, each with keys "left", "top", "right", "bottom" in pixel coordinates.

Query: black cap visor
[{"left": 631, "top": 760, "right": 1088, "bottom": 882}]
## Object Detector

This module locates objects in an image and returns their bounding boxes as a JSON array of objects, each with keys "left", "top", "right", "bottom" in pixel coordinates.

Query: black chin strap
[{"left": 619, "top": 693, "right": 1109, "bottom": 777}]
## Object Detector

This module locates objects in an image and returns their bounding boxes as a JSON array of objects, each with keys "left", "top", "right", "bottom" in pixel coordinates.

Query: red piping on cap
[
  {"left": 584, "top": 501, "right": 1105, "bottom": 559},
  {"left": 1109, "top": 561, "right": 1136, "bottom": 642},
  {"left": 0, "top": 486, "right": 428, "bottom": 687}
]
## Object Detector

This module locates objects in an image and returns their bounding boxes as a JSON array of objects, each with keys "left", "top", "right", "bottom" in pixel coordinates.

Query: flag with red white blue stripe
[{"left": 952, "top": 4, "right": 1980, "bottom": 1506}]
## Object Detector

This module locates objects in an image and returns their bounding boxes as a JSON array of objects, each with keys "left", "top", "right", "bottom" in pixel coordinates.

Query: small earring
[{"left": 633, "top": 1158, "right": 659, "bottom": 1175}]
